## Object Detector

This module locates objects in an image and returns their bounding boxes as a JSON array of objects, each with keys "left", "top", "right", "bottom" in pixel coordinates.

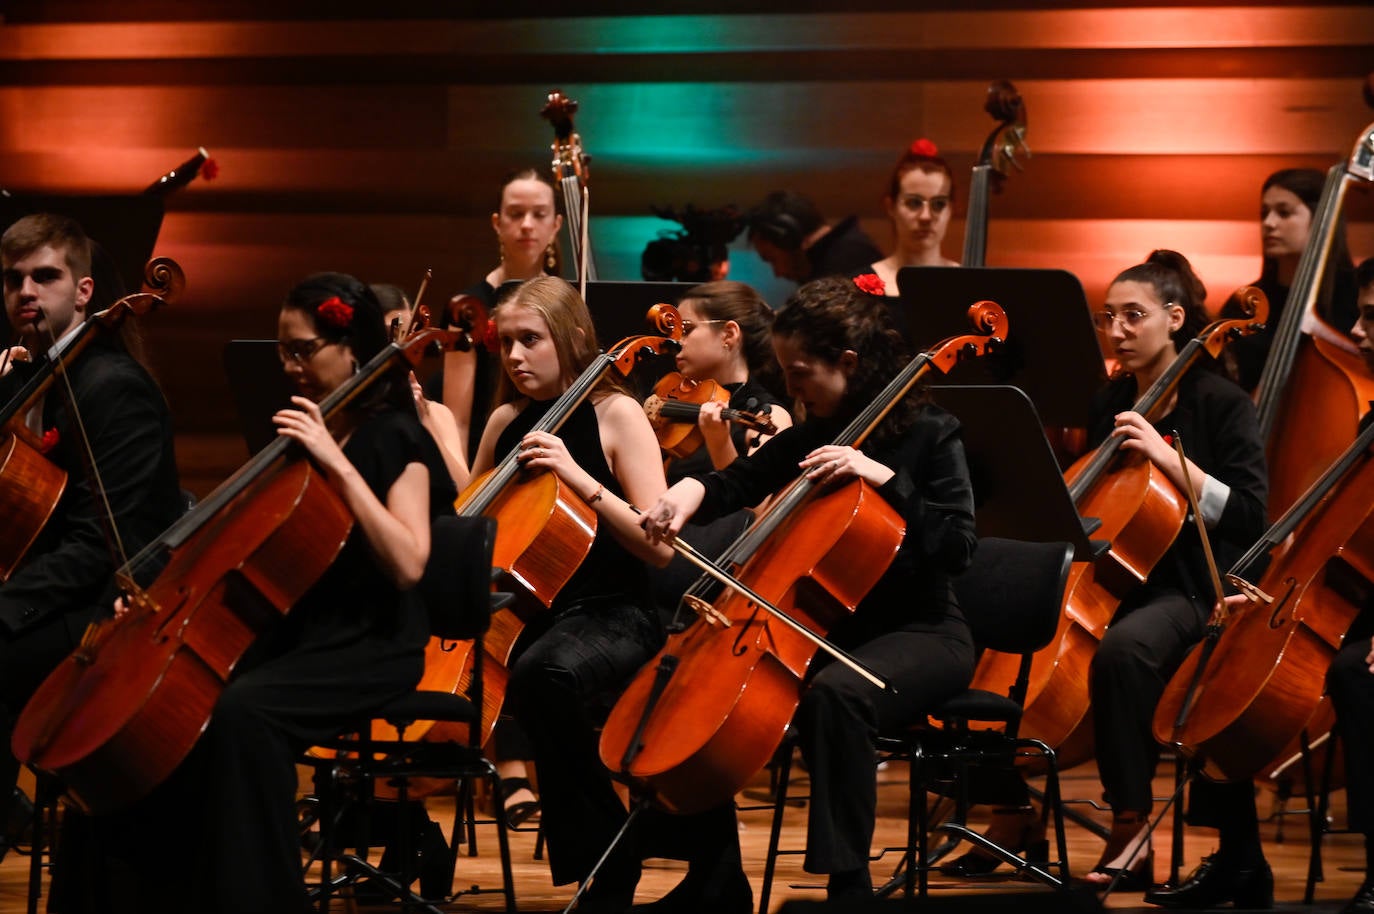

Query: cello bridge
[
  {"left": 683, "top": 595, "right": 731, "bottom": 628},
  {"left": 1225, "top": 573, "right": 1273, "bottom": 605}
]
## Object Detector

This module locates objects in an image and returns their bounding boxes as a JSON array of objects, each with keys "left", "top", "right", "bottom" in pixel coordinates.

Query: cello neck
[{"left": 962, "top": 165, "right": 992, "bottom": 267}]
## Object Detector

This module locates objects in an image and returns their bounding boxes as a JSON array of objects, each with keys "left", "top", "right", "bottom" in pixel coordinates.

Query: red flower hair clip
[
  {"left": 39, "top": 427, "right": 60, "bottom": 455},
  {"left": 909, "top": 138, "right": 940, "bottom": 158},
  {"left": 853, "top": 273, "right": 886, "bottom": 296},
  {"left": 481, "top": 318, "right": 500, "bottom": 354},
  {"left": 201, "top": 157, "right": 220, "bottom": 181},
  {"left": 317, "top": 296, "right": 354, "bottom": 330}
]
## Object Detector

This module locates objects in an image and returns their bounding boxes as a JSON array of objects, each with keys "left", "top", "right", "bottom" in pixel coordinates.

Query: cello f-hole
[{"left": 1267, "top": 581, "right": 1298, "bottom": 630}]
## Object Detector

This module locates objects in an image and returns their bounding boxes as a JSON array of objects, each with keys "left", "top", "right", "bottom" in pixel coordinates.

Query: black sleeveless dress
[{"left": 497, "top": 396, "right": 662, "bottom": 888}]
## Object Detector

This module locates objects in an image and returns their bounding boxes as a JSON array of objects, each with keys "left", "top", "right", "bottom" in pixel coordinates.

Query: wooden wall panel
[{"left": 0, "top": 5, "right": 1371, "bottom": 493}]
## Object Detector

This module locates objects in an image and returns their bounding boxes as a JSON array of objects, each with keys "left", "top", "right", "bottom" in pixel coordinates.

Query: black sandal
[{"left": 499, "top": 776, "right": 540, "bottom": 829}]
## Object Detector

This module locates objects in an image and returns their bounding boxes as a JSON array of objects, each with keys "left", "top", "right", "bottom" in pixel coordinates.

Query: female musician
[
  {"left": 648, "top": 282, "right": 792, "bottom": 609},
  {"left": 197, "top": 273, "right": 455, "bottom": 914},
  {"left": 468, "top": 275, "right": 672, "bottom": 909},
  {"left": 640, "top": 274, "right": 978, "bottom": 902},
  {"left": 1225, "top": 168, "right": 1360, "bottom": 392},
  {"left": 1070, "top": 252, "right": 1268, "bottom": 890},
  {"left": 428, "top": 168, "right": 564, "bottom": 464},
  {"left": 864, "top": 139, "right": 959, "bottom": 296},
  {"left": 665, "top": 280, "right": 790, "bottom": 479}
]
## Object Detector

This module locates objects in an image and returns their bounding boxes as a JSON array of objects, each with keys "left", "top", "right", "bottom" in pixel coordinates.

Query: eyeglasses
[
  {"left": 276, "top": 337, "right": 334, "bottom": 365},
  {"left": 897, "top": 194, "right": 951, "bottom": 215},
  {"left": 682, "top": 319, "right": 728, "bottom": 336},
  {"left": 1091, "top": 305, "right": 1174, "bottom": 332}
]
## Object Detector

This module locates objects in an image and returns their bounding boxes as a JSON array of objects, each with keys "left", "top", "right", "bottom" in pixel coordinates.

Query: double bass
[
  {"left": 1254, "top": 119, "right": 1374, "bottom": 520},
  {"left": 599, "top": 301, "right": 1007, "bottom": 815},
  {"left": 0, "top": 257, "right": 183, "bottom": 580},
  {"left": 969, "top": 288, "right": 1268, "bottom": 768},
  {"left": 12, "top": 318, "right": 480, "bottom": 814},
  {"left": 541, "top": 89, "right": 597, "bottom": 283},
  {"left": 1153, "top": 414, "right": 1374, "bottom": 783}
]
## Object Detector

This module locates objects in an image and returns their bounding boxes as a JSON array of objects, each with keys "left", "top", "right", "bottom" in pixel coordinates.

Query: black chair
[
  {"left": 758, "top": 537, "right": 1075, "bottom": 909},
  {"left": 304, "top": 514, "right": 517, "bottom": 913}
]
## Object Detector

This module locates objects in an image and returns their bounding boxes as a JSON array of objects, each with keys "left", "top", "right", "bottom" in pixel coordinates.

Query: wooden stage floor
[{"left": 0, "top": 757, "right": 1364, "bottom": 913}]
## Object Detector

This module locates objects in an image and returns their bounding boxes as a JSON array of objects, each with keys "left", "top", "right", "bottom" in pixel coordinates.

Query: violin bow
[{"left": 1166, "top": 432, "right": 1229, "bottom": 732}]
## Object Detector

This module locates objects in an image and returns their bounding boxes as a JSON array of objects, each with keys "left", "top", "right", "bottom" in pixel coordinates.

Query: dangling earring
[
  {"left": 351, "top": 358, "right": 360, "bottom": 375},
  {"left": 544, "top": 243, "right": 557, "bottom": 271},
  {"left": 498, "top": 240, "right": 505, "bottom": 264}
]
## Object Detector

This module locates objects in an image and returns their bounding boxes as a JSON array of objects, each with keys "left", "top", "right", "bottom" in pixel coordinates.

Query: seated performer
[
  {"left": 640, "top": 274, "right": 978, "bottom": 903},
  {"left": 0, "top": 213, "right": 181, "bottom": 849}
]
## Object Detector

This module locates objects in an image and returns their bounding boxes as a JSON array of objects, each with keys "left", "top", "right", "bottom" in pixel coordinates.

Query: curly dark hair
[{"left": 772, "top": 275, "right": 917, "bottom": 449}]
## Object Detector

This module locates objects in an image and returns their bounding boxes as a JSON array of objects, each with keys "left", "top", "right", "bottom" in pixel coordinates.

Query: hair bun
[{"left": 909, "top": 138, "right": 940, "bottom": 157}]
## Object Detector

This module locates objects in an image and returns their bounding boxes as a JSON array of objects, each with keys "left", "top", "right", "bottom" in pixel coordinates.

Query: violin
[
  {"left": 962, "top": 79, "right": 1030, "bottom": 268},
  {"left": 970, "top": 287, "right": 1269, "bottom": 769},
  {"left": 0, "top": 258, "right": 183, "bottom": 582},
  {"left": 541, "top": 89, "right": 597, "bottom": 283},
  {"left": 644, "top": 371, "right": 777, "bottom": 460},
  {"left": 12, "top": 315, "right": 481, "bottom": 814},
  {"left": 1254, "top": 119, "right": 1374, "bottom": 521},
  {"left": 599, "top": 301, "right": 1007, "bottom": 815},
  {"left": 1153, "top": 413, "right": 1374, "bottom": 784}
]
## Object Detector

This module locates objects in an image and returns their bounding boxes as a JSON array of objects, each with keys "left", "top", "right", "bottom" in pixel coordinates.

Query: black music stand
[
  {"left": 223, "top": 340, "right": 296, "bottom": 455},
  {"left": 897, "top": 267, "right": 1104, "bottom": 429},
  {"left": 930, "top": 385, "right": 1095, "bottom": 560}
]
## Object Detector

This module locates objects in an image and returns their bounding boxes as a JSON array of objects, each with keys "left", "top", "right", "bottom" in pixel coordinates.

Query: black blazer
[{"left": 0, "top": 340, "right": 181, "bottom": 640}]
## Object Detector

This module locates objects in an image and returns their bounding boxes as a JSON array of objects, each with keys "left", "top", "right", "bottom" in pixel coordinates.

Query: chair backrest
[
  {"left": 951, "top": 537, "right": 1073, "bottom": 656},
  {"left": 418, "top": 514, "right": 497, "bottom": 641}
]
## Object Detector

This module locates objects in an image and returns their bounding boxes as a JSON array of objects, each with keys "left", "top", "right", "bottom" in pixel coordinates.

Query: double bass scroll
[{"left": 962, "top": 79, "right": 1030, "bottom": 268}]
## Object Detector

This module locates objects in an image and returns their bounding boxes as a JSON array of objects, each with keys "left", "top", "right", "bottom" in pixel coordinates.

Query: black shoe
[
  {"left": 578, "top": 861, "right": 642, "bottom": 914},
  {"left": 826, "top": 868, "right": 873, "bottom": 902},
  {"left": 1143, "top": 854, "right": 1273, "bottom": 909},
  {"left": 1341, "top": 880, "right": 1374, "bottom": 914},
  {"left": 630, "top": 867, "right": 752, "bottom": 914}
]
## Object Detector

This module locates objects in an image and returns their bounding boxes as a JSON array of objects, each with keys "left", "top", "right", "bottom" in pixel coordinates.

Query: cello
[
  {"left": 1153, "top": 414, "right": 1374, "bottom": 783},
  {"left": 969, "top": 287, "right": 1269, "bottom": 768},
  {"left": 961, "top": 79, "right": 1029, "bottom": 269},
  {"left": 0, "top": 257, "right": 183, "bottom": 580},
  {"left": 541, "top": 89, "right": 597, "bottom": 284},
  {"left": 599, "top": 301, "right": 1007, "bottom": 815},
  {"left": 382, "top": 304, "right": 685, "bottom": 769},
  {"left": 1253, "top": 120, "right": 1374, "bottom": 520},
  {"left": 12, "top": 318, "right": 481, "bottom": 814}
]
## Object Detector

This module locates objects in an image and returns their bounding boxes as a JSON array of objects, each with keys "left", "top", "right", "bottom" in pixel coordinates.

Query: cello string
[
  {"left": 578, "top": 185, "right": 591, "bottom": 300},
  {"left": 39, "top": 308, "right": 129, "bottom": 571}
]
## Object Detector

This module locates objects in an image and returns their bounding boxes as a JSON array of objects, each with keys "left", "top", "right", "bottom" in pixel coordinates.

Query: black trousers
[
  {"left": 507, "top": 596, "right": 662, "bottom": 886},
  {"left": 795, "top": 623, "right": 974, "bottom": 875},
  {"left": 1328, "top": 634, "right": 1374, "bottom": 835},
  {"left": 0, "top": 608, "right": 90, "bottom": 799},
  {"left": 1091, "top": 588, "right": 1206, "bottom": 813}
]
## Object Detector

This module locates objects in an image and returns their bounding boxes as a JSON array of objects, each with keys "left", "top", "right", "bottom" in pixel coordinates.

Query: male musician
[
  {"left": 0, "top": 214, "right": 181, "bottom": 853},
  {"left": 745, "top": 190, "right": 882, "bottom": 283},
  {"left": 1147, "top": 257, "right": 1374, "bottom": 913}
]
